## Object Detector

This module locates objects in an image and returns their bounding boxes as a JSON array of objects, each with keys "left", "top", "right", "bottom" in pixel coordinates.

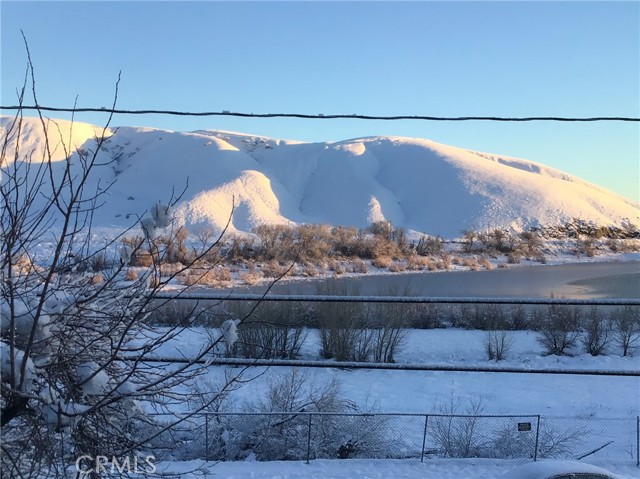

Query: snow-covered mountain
[{"left": 2, "top": 116, "right": 638, "bottom": 238}]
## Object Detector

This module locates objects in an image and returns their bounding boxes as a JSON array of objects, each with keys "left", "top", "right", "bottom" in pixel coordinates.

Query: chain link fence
[{"left": 150, "top": 412, "right": 639, "bottom": 466}]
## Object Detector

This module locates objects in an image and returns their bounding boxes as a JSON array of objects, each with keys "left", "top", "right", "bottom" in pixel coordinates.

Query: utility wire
[{"left": 1, "top": 105, "right": 638, "bottom": 122}]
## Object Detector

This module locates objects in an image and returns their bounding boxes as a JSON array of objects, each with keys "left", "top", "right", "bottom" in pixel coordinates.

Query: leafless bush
[
  {"left": 234, "top": 301, "right": 308, "bottom": 359},
  {"left": 491, "top": 421, "right": 587, "bottom": 459},
  {"left": 124, "top": 268, "right": 139, "bottom": 281},
  {"left": 368, "top": 287, "right": 411, "bottom": 363},
  {"left": 537, "top": 305, "right": 582, "bottom": 356},
  {"left": 415, "top": 235, "right": 443, "bottom": 255},
  {"left": 315, "top": 284, "right": 372, "bottom": 361},
  {"left": 406, "top": 255, "right": 430, "bottom": 271},
  {"left": 0, "top": 48, "right": 284, "bottom": 478},
  {"left": 372, "top": 255, "right": 393, "bottom": 269},
  {"left": 146, "top": 300, "right": 201, "bottom": 327},
  {"left": 240, "top": 270, "right": 263, "bottom": 285},
  {"left": 581, "top": 307, "right": 609, "bottom": 356},
  {"left": 507, "top": 251, "right": 522, "bottom": 264},
  {"left": 462, "top": 257, "right": 480, "bottom": 270},
  {"left": 468, "top": 304, "right": 508, "bottom": 330},
  {"left": 388, "top": 261, "right": 407, "bottom": 273},
  {"left": 479, "top": 256, "right": 493, "bottom": 270},
  {"left": 519, "top": 230, "right": 543, "bottom": 257},
  {"left": 410, "top": 304, "right": 446, "bottom": 329},
  {"left": 612, "top": 305, "right": 640, "bottom": 356},
  {"left": 461, "top": 229, "right": 478, "bottom": 253},
  {"left": 232, "top": 369, "right": 359, "bottom": 461},
  {"left": 509, "top": 304, "right": 529, "bottom": 330},
  {"left": 262, "top": 260, "right": 291, "bottom": 278},
  {"left": 350, "top": 259, "right": 368, "bottom": 274},
  {"left": 577, "top": 238, "right": 597, "bottom": 257},
  {"left": 429, "top": 397, "right": 488, "bottom": 458},
  {"left": 484, "top": 330, "right": 514, "bottom": 361}
]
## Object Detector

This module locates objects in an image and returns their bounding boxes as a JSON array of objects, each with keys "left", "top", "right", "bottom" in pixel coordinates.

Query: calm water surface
[{"left": 245, "top": 261, "right": 640, "bottom": 299}]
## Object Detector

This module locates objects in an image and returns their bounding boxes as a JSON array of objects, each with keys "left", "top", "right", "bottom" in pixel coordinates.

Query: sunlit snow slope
[{"left": 2, "top": 116, "right": 638, "bottom": 238}]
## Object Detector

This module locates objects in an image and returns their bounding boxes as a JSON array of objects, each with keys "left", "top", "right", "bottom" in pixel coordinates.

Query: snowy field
[
  {"left": 176, "top": 328, "right": 640, "bottom": 417},
  {"left": 147, "top": 326, "right": 640, "bottom": 478},
  {"left": 154, "top": 458, "right": 640, "bottom": 479}
]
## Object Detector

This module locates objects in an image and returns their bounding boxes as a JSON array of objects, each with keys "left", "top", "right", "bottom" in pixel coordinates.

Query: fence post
[
  {"left": 306, "top": 414, "right": 313, "bottom": 464},
  {"left": 534, "top": 415, "right": 541, "bottom": 462},
  {"left": 205, "top": 414, "right": 209, "bottom": 461},
  {"left": 421, "top": 415, "right": 429, "bottom": 463},
  {"left": 636, "top": 416, "right": 640, "bottom": 467}
]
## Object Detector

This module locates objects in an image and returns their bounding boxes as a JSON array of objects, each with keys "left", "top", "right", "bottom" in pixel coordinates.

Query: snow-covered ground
[
  {"left": 154, "top": 458, "right": 640, "bottom": 479},
  {"left": 147, "top": 326, "right": 639, "bottom": 476}
]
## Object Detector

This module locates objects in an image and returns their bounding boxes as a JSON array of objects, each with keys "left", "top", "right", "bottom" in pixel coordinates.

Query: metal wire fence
[{"left": 152, "top": 412, "right": 639, "bottom": 466}]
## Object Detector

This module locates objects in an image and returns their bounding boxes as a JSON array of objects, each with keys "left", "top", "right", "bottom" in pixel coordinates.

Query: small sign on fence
[{"left": 518, "top": 422, "right": 532, "bottom": 432}]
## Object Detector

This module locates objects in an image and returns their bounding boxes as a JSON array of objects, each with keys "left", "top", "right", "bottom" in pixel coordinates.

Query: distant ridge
[{"left": 2, "top": 116, "right": 638, "bottom": 238}]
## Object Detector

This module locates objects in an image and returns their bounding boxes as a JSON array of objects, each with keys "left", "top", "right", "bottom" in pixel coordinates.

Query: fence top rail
[
  {"left": 148, "top": 411, "right": 542, "bottom": 419},
  {"left": 129, "top": 356, "right": 640, "bottom": 377},
  {"left": 153, "top": 293, "right": 640, "bottom": 306}
]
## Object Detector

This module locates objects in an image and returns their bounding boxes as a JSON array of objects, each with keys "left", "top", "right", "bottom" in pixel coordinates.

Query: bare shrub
[
  {"left": 369, "top": 220, "right": 394, "bottom": 240},
  {"left": 479, "top": 256, "right": 493, "bottom": 270},
  {"left": 124, "top": 268, "right": 139, "bottom": 281},
  {"left": 232, "top": 370, "right": 357, "bottom": 461},
  {"left": 315, "top": 284, "right": 372, "bottom": 361},
  {"left": 235, "top": 301, "right": 308, "bottom": 359},
  {"left": 415, "top": 235, "right": 443, "bottom": 255},
  {"left": 332, "top": 226, "right": 359, "bottom": 257},
  {"left": 509, "top": 304, "right": 529, "bottom": 330},
  {"left": 406, "top": 255, "right": 429, "bottom": 271},
  {"left": 181, "top": 266, "right": 232, "bottom": 287},
  {"left": 581, "top": 307, "right": 609, "bottom": 356},
  {"left": 461, "top": 229, "right": 478, "bottom": 253},
  {"left": 388, "top": 261, "right": 406, "bottom": 273},
  {"left": 507, "top": 251, "right": 522, "bottom": 264},
  {"left": 302, "top": 265, "right": 319, "bottom": 277},
  {"left": 240, "top": 270, "right": 263, "bottom": 285},
  {"left": 441, "top": 253, "right": 452, "bottom": 270},
  {"left": 537, "top": 305, "right": 582, "bottom": 356},
  {"left": 254, "top": 223, "right": 296, "bottom": 261},
  {"left": 369, "top": 287, "right": 411, "bottom": 363},
  {"left": 429, "top": 397, "right": 487, "bottom": 458},
  {"left": 350, "top": 259, "right": 368, "bottom": 274},
  {"left": 468, "top": 304, "right": 508, "bottom": 330},
  {"left": 263, "top": 260, "right": 290, "bottom": 278},
  {"left": 90, "top": 252, "right": 108, "bottom": 272},
  {"left": 577, "top": 238, "right": 597, "bottom": 257},
  {"left": 484, "top": 330, "right": 514, "bottom": 361},
  {"left": 612, "top": 305, "right": 640, "bottom": 356},
  {"left": 411, "top": 304, "right": 446, "bottom": 329},
  {"left": 146, "top": 300, "right": 199, "bottom": 327},
  {"left": 329, "top": 259, "right": 347, "bottom": 275},
  {"left": 295, "top": 224, "right": 333, "bottom": 262},
  {"left": 492, "top": 420, "right": 587, "bottom": 459},
  {"left": 519, "top": 230, "right": 543, "bottom": 258},
  {"left": 372, "top": 255, "right": 392, "bottom": 269},
  {"left": 462, "top": 257, "right": 479, "bottom": 271}
]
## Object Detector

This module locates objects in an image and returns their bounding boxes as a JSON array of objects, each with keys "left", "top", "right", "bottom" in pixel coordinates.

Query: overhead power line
[{"left": 1, "top": 105, "right": 639, "bottom": 122}]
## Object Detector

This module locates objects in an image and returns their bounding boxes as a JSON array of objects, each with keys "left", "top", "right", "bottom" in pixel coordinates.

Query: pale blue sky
[{"left": 1, "top": 1, "right": 638, "bottom": 201}]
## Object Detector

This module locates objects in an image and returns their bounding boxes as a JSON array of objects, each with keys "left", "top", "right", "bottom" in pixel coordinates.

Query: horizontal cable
[
  {"left": 153, "top": 293, "right": 640, "bottom": 306},
  {"left": 121, "top": 356, "right": 640, "bottom": 376},
  {"left": 2, "top": 105, "right": 639, "bottom": 122}
]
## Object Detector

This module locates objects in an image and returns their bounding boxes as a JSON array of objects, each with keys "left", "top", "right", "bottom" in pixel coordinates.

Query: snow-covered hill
[{"left": 2, "top": 116, "right": 638, "bottom": 238}]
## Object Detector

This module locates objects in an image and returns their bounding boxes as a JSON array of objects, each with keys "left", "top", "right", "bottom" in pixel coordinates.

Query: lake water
[{"left": 245, "top": 261, "right": 640, "bottom": 299}]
